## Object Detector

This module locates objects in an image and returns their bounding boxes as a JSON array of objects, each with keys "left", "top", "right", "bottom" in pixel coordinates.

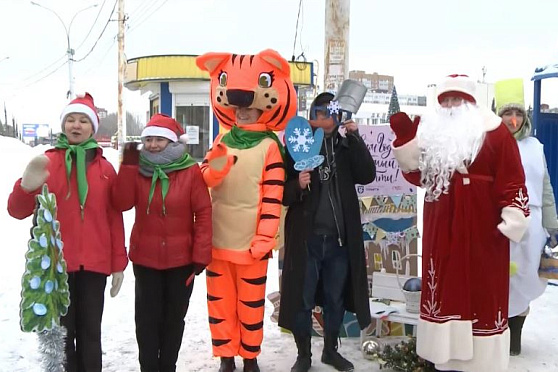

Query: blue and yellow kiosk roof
[{"left": 125, "top": 54, "right": 314, "bottom": 89}]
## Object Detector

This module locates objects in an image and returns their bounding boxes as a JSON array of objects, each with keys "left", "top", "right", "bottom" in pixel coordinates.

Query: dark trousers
[
  {"left": 294, "top": 234, "right": 349, "bottom": 337},
  {"left": 61, "top": 270, "right": 107, "bottom": 372},
  {"left": 134, "top": 264, "right": 195, "bottom": 372}
]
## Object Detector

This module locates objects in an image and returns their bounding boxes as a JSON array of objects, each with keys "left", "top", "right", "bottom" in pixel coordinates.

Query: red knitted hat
[
  {"left": 60, "top": 92, "right": 100, "bottom": 132},
  {"left": 437, "top": 74, "right": 477, "bottom": 104},
  {"left": 141, "top": 114, "right": 185, "bottom": 142}
]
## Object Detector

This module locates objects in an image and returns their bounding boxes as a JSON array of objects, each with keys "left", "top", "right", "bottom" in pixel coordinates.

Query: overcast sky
[{"left": 1, "top": 0, "right": 558, "bottom": 128}]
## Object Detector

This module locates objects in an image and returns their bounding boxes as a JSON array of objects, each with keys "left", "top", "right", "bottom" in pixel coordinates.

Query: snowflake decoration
[
  {"left": 287, "top": 127, "right": 314, "bottom": 153},
  {"left": 327, "top": 100, "right": 340, "bottom": 115},
  {"left": 512, "top": 188, "right": 529, "bottom": 213}
]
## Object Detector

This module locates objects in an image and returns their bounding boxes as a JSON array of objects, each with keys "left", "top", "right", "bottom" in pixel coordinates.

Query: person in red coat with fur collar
[{"left": 390, "top": 75, "right": 530, "bottom": 372}]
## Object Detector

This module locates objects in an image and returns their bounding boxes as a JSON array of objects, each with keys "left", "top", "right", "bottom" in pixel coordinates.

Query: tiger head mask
[{"left": 196, "top": 49, "right": 296, "bottom": 131}]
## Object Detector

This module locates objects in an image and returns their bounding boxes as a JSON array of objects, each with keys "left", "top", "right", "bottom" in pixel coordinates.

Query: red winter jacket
[
  {"left": 7, "top": 148, "right": 128, "bottom": 275},
  {"left": 112, "top": 163, "right": 212, "bottom": 270}
]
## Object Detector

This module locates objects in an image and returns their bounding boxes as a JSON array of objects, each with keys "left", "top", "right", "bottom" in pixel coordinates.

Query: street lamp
[
  {"left": 30, "top": 1, "right": 98, "bottom": 99},
  {"left": 0, "top": 56, "right": 9, "bottom": 64}
]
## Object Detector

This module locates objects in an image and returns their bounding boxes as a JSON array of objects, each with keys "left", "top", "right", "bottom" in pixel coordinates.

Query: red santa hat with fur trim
[
  {"left": 141, "top": 113, "right": 185, "bottom": 143},
  {"left": 437, "top": 74, "right": 477, "bottom": 104},
  {"left": 60, "top": 93, "right": 100, "bottom": 132}
]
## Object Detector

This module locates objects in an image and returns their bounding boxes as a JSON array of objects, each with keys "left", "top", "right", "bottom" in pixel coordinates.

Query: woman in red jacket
[
  {"left": 7, "top": 93, "right": 127, "bottom": 372},
  {"left": 112, "top": 114, "right": 212, "bottom": 372}
]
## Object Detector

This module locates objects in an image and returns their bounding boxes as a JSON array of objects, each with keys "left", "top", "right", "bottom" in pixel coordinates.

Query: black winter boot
[
  {"left": 243, "top": 358, "right": 260, "bottom": 372},
  {"left": 291, "top": 335, "right": 312, "bottom": 372},
  {"left": 509, "top": 316, "right": 527, "bottom": 356},
  {"left": 219, "top": 357, "right": 236, "bottom": 372},
  {"left": 321, "top": 334, "right": 354, "bottom": 372}
]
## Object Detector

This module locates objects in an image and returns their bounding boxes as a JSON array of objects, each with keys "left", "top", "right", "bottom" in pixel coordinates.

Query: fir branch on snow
[
  {"left": 20, "top": 184, "right": 70, "bottom": 333},
  {"left": 378, "top": 337, "right": 435, "bottom": 372}
]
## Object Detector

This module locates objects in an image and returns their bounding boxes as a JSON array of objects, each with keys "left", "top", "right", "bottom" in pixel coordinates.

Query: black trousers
[
  {"left": 294, "top": 234, "right": 349, "bottom": 337},
  {"left": 134, "top": 264, "right": 195, "bottom": 372},
  {"left": 61, "top": 270, "right": 107, "bottom": 372}
]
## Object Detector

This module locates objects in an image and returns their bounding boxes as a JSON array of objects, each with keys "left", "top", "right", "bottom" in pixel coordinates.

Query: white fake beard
[{"left": 417, "top": 103, "right": 486, "bottom": 202}]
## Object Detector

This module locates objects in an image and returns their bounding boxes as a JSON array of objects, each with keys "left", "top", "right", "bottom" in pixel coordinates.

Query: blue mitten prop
[{"left": 285, "top": 116, "right": 325, "bottom": 171}]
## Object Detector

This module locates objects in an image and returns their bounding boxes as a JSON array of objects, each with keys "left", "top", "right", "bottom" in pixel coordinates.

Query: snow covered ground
[{"left": 0, "top": 135, "right": 556, "bottom": 371}]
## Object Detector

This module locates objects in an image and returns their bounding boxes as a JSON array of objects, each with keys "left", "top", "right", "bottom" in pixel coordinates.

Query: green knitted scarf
[
  {"left": 221, "top": 125, "right": 285, "bottom": 161},
  {"left": 55, "top": 133, "right": 99, "bottom": 218},
  {"left": 139, "top": 152, "right": 196, "bottom": 215}
]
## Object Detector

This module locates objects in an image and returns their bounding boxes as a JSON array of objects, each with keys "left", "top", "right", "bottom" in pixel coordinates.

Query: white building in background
[
  {"left": 354, "top": 103, "right": 428, "bottom": 125},
  {"left": 352, "top": 80, "right": 495, "bottom": 126},
  {"left": 353, "top": 90, "right": 427, "bottom": 125}
]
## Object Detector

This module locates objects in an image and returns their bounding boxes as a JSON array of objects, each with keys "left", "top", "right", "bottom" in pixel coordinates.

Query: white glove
[
  {"left": 547, "top": 228, "right": 558, "bottom": 248},
  {"left": 21, "top": 155, "right": 49, "bottom": 192},
  {"left": 110, "top": 271, "right": 124, "bottom": 297}
]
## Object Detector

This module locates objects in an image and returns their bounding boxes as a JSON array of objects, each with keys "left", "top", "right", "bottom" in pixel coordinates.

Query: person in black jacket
[{"left": 279, "top": 92, "right": 376, "bottom": 372}]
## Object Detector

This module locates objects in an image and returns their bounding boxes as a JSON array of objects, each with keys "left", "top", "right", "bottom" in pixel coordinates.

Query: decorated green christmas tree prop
[
  {"left": 20, "top": 184, "right": 70, "bottom": 371},
  {"left": 387, "top": 85, "right": 401, "bottom": 122}
]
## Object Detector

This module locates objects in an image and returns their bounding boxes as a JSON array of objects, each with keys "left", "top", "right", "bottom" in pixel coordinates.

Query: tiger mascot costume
[{"left": 196, "top": 49, "right": 296, "bottom": 372}]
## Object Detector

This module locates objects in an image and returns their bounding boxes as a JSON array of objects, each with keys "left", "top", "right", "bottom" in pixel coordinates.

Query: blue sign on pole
[{"left": 22, "top": 124, "right": 49, "bottom": 138}]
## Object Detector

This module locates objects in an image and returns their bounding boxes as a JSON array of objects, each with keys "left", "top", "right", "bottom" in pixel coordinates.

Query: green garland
[{"left": 379, "top": 337, "right": 436, "bottom": 372}]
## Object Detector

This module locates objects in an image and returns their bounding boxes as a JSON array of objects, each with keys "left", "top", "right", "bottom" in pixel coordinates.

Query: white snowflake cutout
[{"left": 287, "top": 127, "right": 314, "bottom": 153}]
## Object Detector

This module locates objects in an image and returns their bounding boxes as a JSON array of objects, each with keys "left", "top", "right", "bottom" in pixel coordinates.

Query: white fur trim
[
  {"left": 417, "top": 319, "right": 509, "bottom": 372},
  {"left": 60, "top": 103, "right": 99, "bottom": 133},
  {"left": 141, "top": 126, "right": 178, "bottom": 142},
  {"left": 498, "top": 206, "right": 530, "bottom": 242},
  {"left": 178, "top": 133, "right": 189, "bottom": 144},
  {"left": 438, "top": 76, "right": 476, "bottom": 101},
  {"left": 391, "top": 137, "right": 420, "bottom": 172},
  {"left": 480, "top": 106, "right": 503, "bottom": 132}
]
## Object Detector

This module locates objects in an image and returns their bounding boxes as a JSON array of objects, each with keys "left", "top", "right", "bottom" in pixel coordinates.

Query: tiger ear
[
  {"left": 259, "top": 49, "right": 291, "bottom": 75},
  {"left": 196, "top": 52, "right": 231, "bottom": 75}
]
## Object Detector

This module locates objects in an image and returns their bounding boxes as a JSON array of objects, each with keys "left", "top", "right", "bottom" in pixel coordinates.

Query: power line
[
  {"left": 73, "top": 0, "right": 118, "bottom": 63},
  {"left": 291, "top": 0, "right": 303, "bottom": 61},
  {"left": 20, "top": 54, "right": 67, "bottom": 82},
  {"left": 83, "top": 34, "right": 117, "bottom": 75},
  {"left": 129, "top": 0, "right": 164, "bottom": 26},
  {"left": 24, "top": 60, "right": 68, "bottom": 88},
  {"left": 75, "top": 0, "right": 108, "bottom": 51},
  {"left": 128, "top": 0, "right": 151, "bottom": 19},
  {"left": 127, "top": 0, "right": 169, "bottom": 35},
  {"left": 4, "top": 59, "right": 69, "bottom": 101}
]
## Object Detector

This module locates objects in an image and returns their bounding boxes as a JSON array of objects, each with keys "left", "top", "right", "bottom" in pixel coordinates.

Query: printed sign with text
[{"left": 357, "top": 125, "right": 415, "bottom": 197}]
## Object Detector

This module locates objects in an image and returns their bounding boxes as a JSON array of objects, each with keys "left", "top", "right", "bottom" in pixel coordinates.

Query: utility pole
[
  {"left": 324, "top": 0, "right": 350, "bottom": 93},
  {"left": 117, "top": 0, "right": 127, "bottom": 153}
]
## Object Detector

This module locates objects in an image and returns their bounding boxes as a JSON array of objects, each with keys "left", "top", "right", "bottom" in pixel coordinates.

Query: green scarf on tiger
[
  {"left": 139, "top": 152, "right": 197, "bottom": 215},
  {"left": 221, "top": 125, "right": 285, "bottom": 161},
  {"left": 55, "top": 133, "right": 99, "bottom": 219}
]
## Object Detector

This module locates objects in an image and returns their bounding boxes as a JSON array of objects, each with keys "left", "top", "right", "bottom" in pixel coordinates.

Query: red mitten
[
  {"left": 122, "top": 142, "right": 140, "bottom": 165},
  {"left": 390, "top": 112, "right": 420, "bottom": 147}
]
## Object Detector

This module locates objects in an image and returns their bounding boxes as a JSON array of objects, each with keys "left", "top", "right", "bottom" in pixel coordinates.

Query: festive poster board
[
  {"left": 270, "top": 125, "right": 418, "bottom": 338},
  {"left": 359, "top": 125, "right": 419, "bottom": 337},
  {"left": 356, "top": 125, "right": 416, "bottom": 197}
]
